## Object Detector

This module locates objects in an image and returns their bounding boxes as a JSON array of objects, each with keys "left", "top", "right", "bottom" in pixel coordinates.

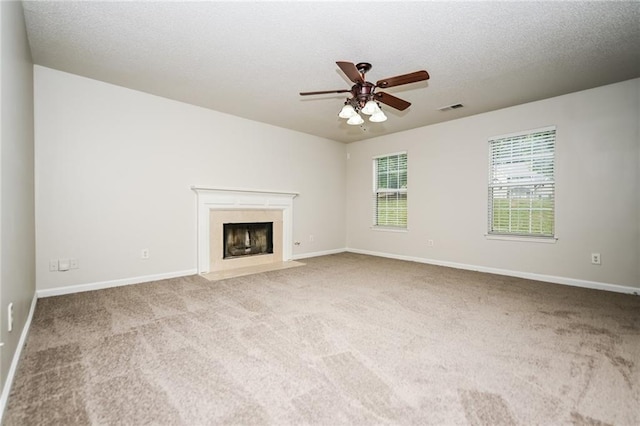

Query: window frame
[
  {"left": 372, "top": 151, "right": 408, "bottom": 230},
  {"left": 487, "top": 126, "right": 556, "bottom": 240}
]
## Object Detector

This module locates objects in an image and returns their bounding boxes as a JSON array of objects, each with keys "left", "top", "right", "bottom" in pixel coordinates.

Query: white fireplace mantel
[{"left": 191, "top": 186, "right": 298, "bottom": 274}]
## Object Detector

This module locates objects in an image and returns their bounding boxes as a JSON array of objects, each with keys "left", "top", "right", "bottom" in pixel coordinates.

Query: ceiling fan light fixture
[
  {"left": 347, "top": 113, "right": 364, "bottom": 125},
  {"left": 361, "top": 100, "right": 380, "bottom": 115},
  {"left": 369, "top": 111, "right": 387, "bottom": 123},
  {"left": 338, "top": 104, "right": 357, "bottom": 119}
]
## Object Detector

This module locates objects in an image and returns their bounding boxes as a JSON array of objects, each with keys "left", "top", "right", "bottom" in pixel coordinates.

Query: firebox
[{"left": 223, "top": 222, "right": 273, "bottom": 259}]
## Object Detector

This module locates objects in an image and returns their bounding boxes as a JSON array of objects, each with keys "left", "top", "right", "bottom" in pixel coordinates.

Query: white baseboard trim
[
  {"left": 346, "top": 248, "right": 639, "bottom": 295},
  {"left": 292, "top": 248, "right": 347, "bottom": 260},
  {"left": 36, "top": 269, "right": 198, "bottom": 298},
  {"left": 34, "top": 252, "right": 638, "bottom": 298},
  {"left": 0, "top": 292, "right": 38, "bottom": 423}
]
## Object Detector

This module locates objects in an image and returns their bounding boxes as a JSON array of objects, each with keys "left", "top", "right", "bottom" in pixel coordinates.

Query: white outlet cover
[
  {"left": 7, "top": 302, "right": 13, "bottom": 332},
  {"left": 58, "top": 259, "right": 70, "bottom": 271}
]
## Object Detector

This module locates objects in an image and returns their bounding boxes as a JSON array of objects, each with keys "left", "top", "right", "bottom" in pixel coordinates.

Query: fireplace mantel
[{"left": 191, "top": 186, "right": 298, "bottom": 274}]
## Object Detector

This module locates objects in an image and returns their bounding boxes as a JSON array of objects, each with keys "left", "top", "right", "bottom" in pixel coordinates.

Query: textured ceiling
[{"left": 22, "top": 1, "right": 640, "bottom": 143}]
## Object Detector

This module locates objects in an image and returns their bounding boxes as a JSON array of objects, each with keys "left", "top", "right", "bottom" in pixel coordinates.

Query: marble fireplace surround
[{"left": 192, "top": 187, "right": 298, "bottom": 274}]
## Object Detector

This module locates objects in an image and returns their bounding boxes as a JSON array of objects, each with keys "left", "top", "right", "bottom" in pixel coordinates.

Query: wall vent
[{"left": 437, "top": 103, "right": 464, "bottom": 111}]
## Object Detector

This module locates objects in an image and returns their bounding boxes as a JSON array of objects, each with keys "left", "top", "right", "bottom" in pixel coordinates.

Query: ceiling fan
[{"left": 300, "top": 61, "right": 430, "bottom": 125}]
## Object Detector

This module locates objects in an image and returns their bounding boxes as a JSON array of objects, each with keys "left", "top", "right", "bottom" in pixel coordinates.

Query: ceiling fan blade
[
  {"left": 376, "top": 70, "right": 430, "bottom": 89},
  {"left": 336, "top": 61, "right": 364, "bottom": 84},
  {"left": 300, "top": 89, "right": 351, "bottom": 96},
  {"left": 375, "top": 92, "right": 411, "bottom": 111}
]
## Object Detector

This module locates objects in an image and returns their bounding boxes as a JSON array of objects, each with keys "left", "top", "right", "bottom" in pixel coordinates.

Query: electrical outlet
[
  {"left": 141, "top": 249, "right": 150, "bottom": 260},
  {"left": 7, "top": 303, "right": 13, "bottom": 332},
  {"left": 427, "top": 239, "right": 434, "bottom": 247},
  {"left": 49, "top": 260, "right": 58, "bottom": 272},
  {"left": 58, "top": 259, "right": 70, "bottom": 271},
  {"left": 69, "top": 258, "right": 79, "bottom": 269},
  {"left": 591, "top": 253, "right": 601, "bottom": 265}
]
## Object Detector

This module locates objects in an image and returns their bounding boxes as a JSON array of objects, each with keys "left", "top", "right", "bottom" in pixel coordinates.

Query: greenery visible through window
[
  {"left": 373, "top": 152, "right": 407, "bottom": 228},
  {"left": 488, "top": 127, "right": 556, "bottom": 237}
]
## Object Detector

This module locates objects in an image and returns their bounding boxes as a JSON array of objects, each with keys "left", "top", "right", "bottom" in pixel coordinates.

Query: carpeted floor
[{"left": 4, "top": 253, "right": 639, "bottom": 425}]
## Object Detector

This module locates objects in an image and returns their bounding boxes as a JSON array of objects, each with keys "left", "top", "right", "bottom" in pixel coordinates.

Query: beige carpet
[{"left": 5, "top": 253, "right": 639, "bottom": 425}]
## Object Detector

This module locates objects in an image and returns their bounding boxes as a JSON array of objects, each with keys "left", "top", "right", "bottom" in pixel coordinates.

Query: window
[
  {"left": 373, "top": 152, "right": 407, "bottom": 228},
  {"left": 488, "top": 127, "right": 555, "bottom": 238}
]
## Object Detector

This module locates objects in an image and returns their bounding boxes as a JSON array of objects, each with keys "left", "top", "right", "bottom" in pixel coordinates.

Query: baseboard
[
  {"left": 33, "top": 252, "right": 638, "bottom": 297},
  {"left": 36, "top": 269, "right": 198, "bottom": 298},
  {"left": 292, "top": 248, "right": 347, "bottom": 260},
  {"left": 0, "top": 292, "right": 38, "bottom": 423},
  {"left": 346, "top": 248, "right": 639, "bottom": 295}
]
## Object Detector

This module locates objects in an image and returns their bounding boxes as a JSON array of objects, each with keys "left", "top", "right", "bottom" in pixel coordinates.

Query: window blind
[
  {"left": 373, "top": 152, "right": 407, "bottom": 228},
  {"left": 488, "top": 127, "right": 555, "bottom": 237}
]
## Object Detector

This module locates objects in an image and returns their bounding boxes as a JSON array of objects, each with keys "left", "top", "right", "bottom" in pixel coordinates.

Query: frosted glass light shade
[
  {"left": 347, "top": 113, "right": 364, "bottom": 125},
  {"left": 361, "top": 100, "right": 380, "bottom": 115},
  {"left": 369, "top": 111, "right": 387, "bottom": 122},
  {"left": 338, "top": 104, "right": 357, "bottom": 119}
]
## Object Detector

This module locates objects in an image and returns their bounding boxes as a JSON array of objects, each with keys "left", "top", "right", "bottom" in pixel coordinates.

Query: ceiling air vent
[{"left": 437, "top": 103, "right": 464, "bottom": 112}]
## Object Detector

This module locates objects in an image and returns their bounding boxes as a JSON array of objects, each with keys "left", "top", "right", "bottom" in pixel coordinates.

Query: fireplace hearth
[{"left": 224, "top": 222, "right": 273, "bottom": 259}]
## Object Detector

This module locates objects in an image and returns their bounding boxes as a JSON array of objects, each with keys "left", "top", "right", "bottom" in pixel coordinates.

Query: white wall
[
  {"left": 346, "top": 79, "right": 640, "bottom": 289},
  {"left": 0, "top": 0, "right": 36, "bottom": 393},
  {"left": 34, "top": 66, "right": 346, "bottom": 291},
  {"left": 34, "top": 65, "right": 640, "bottom": 291}
]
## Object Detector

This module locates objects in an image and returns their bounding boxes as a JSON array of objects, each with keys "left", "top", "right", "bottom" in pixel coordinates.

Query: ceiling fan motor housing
[{"left": 352, "top": 82, "right": 376, "bottom": 108}]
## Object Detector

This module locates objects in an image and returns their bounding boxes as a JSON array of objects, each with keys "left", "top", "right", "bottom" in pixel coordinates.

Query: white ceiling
[{"left": 21, "top": 1, "right": 640, "bottom": 143}]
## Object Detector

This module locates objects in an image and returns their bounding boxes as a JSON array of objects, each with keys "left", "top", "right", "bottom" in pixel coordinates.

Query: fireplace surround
[{"left": 192, "top": 187, "right": 298, "bottom": 274}]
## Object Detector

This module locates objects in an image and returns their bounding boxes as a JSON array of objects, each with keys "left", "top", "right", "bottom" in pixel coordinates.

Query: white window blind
[
  {"left": 373, "top": 152, "right": 407, "bottom": 228},
  {"left": 488, "top": 127, "right": 555, "bottom": 237}
]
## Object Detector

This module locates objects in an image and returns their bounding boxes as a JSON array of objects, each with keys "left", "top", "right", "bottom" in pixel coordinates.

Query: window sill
[
  {"left": 485, "top": 234, "right": 558, "bottom": 243},
  {"left": 371, "top": 226, "right": 408, "bottom": 233}
]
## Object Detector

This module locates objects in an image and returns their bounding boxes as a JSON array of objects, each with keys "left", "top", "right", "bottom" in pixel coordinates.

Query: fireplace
[
  {"left": 223, "top": 222, "right": 273, "bottom": 259},
  {"left": 192, "top": 187, "right": 297, "bottom": 274}
]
